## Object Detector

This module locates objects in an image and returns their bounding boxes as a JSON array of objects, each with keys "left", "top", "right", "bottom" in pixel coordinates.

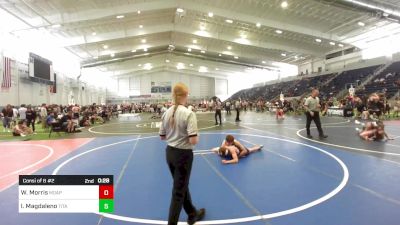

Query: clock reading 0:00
[{"left": 98, "top": 178, "right": 110, "bottom": 183}]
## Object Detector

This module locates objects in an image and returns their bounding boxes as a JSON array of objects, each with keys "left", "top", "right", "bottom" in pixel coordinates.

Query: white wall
[
  {"left": 0, "top": 53, "right": 106, "bottom": 106},
  {"left": 115, "top": 70, "right": 216, "bottom": 99}
]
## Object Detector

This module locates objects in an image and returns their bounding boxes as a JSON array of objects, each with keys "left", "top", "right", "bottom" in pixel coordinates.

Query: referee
[
  {"left": 159, "top": 83, "right": 206, "bottom": 225},
  {"left": 304, "top": 89, "right": 328, "bottom": 139}
]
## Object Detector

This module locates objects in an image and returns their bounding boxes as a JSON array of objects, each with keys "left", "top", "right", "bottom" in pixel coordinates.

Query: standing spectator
[
  {"left": 304, "top": 89, "right": 328, "bottom": 139},
  {"left": 394, "top": 97, "right": 400, "bottom": 118},
  {"left": 12, "top": 105, "right": 18, "bottom": 127},
  {"left": 18, "top": 104, "right": 27, "bottom": 121},
  {"left": 225, "top": 101, "right": 231, "bottom": 115},
  {"left": 26, "top": 105, "right": 37, "bottom": 132},
  {"left": 159, "top": 83, "right": 205, "bottom": 225},
  {"left": 2, "top": 104, "right": 13, "bottom": 132},
  {"left": 235, "top": 99, "right": 241, "bottom": 122},
  {"left": 40, "top": 103, "right": 48, "bottom": 129},
  {"left": 214, "top": 98, "right": 222, "bottom": 125}
]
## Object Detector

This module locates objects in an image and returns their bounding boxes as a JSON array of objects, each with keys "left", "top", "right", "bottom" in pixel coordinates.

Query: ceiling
[{"left": 1, "top": 0, "right": 400, "bottom": 78}]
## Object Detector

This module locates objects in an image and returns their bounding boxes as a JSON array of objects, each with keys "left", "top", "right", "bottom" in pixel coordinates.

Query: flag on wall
[
  {"left": 1, "top": 56, "right": 12, "bottom": 89},
  {"left": 49, "top": 73, "right": 57, "bottom": 93}
]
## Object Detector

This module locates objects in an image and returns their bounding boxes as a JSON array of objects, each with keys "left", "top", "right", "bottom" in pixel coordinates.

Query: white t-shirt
[
  {"left": 12, "top": 108, "right": 18, "bottom": 119},
  {"left": 18, "top": 107, "right": 27, "bottom": 120},
  {"left": 159, "top": 105, "right": 198, "bottom": 150}
]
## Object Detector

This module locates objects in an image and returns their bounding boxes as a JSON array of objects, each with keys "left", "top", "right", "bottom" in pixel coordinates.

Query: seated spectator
[
  {"left": 46, "top": 112, "right": 56, "bottom": 127},
  {"left": 13, "top": 120, "right": 34, "bottom": 137},
  {"left": 60, "top": 111, "right": 75, "bottom": 133}
]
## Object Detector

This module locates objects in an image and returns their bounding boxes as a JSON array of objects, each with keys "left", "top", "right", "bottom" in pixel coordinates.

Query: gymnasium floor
[{"left": 1, "top": 112, "right": 400, "bottom": 225}]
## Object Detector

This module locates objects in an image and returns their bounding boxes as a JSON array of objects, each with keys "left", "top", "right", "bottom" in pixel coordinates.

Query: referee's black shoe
[
  {"left": 188, "top": 208, "right": 206, "bottom": 225},
  {"left": 307, "top": 135, "right": 313, "bottom": 139},
  {"left": 319, "top": 134, "right": 328, "bottom": 139}
]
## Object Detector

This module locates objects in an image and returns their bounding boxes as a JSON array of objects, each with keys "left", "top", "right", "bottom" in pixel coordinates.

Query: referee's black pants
[
  {"left": 166, "top": 146, "right": 196, "bottom": 225},
  {"left": 305, "top": 111, "right": 324, "bottom": 136},
  {"left": 235, "top": 108, "right": 240, "bottom": 121},
  {"left": 215, "top": 109, "right": 222, "bottom": 124}
]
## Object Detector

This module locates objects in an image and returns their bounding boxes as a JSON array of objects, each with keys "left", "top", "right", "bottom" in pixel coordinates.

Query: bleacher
[
  {"left": 319, "top": 65, "right": 381, "bottom": 98},
  {"left": 292, "top": 73, "right": 336, "bottom": 97},
  {"left": 357, "top": 61, "right": 400, "bottom": 98}
]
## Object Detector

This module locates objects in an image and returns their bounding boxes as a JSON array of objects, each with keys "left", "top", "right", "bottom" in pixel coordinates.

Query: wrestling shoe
[{"left": 187, "top": 208, "right": 206, "bottom": 225}]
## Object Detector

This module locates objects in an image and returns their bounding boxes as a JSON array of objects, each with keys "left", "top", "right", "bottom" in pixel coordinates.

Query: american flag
[{"left": 1, "top": 56, "right": 12, "bottom": 89}]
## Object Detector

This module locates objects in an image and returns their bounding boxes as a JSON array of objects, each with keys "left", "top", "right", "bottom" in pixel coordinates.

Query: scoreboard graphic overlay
[{"left": 19, "top": 175, "right": 113, "bottom": 213}]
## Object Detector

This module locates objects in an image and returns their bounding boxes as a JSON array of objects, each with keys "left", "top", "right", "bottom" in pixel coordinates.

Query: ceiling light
[
  {"left": 143, "top": 63, "right": 152, "bottom": 70},
  {"left": 110, "top": 53, "right": 115, "bottom": 57},
  {"left": 329, "top": 42, "right": 336, "bottom": 46},
  {"left": 281, "top": 53, "right": 286, "bottom": 57},
  {"left": 176, "top": 8, "right": 184, "bottom": 13},
  {"left": 141, "top": 39, "right": 146, "bottom": 43},
  {"left": 193, "top": 39, "right": 197, "bottom": 44},
  {"left": 177, "top": 63, "right": 185, "bottom": 70},
  {"left": 358, "top": 21, "right": 365, "bottom": 26},
  {"left": 227, "top": 46, "right": 232, "bottom": 50},
  {"left": 165, "top": 59, "right": 170, "bottom": 63},
  {"left": 281, "top": 1, "right": 288, "bottom": 8},
  {"left": 116, "top": 15, "right": 125, "bottom": 19},
  {"left": 225, "top": 19, "right": 233, "bottom": 23},
  {"left": 315, "top": 38, "right": 322, "bottom": 43},
  {"left": 201, "top": 50, "right": 205, "bottom": 53},
  {"left": 199, "top": 66, "right": 208, "bottom": 73},
  {"left": 234, "top": 56, "right": 239, "bottom": 59},
  {"left": 208, "top": 12, "right": 214, "bottom": 17},
  {"left": 262, "top": 61, "right": 266, "bottom": 64},
  {"left": 294, "top": 56, "right": 298, "bottom": 59},
  {"left": 139, "top": 25, "right": 143, "bottom": 28},
  {"left": 256, "top": 22, "right": 261, "bottom": 27},
  {"left": 143, "top": 48, "right": 148, "bottom": 52},
  {"left": 92, "top": 32, "right": 97, "bottom": 36},
  {"left": 218, "top": 53, "right": 222, "bottom": 56},
  {"left": 215, "top": 68, "right": 219, "bottom": 71},
  {"left": 52, "top": 24, "right": 61, "bottom": 28},
  {"left": 131, "top": 49, "right": 137, "bottom": 53},
  {"left": 338, "top": 43, "right": 344, "bottom": 47},
  {"left": 137, "top": 10, "right": 141, "bottom": 14},
  {"left": 189, "top": 64, "right": 193, "bottom": 67},
  {"left": 93, "top": 56, "right": 98, "bottom": 59},
  {"left": 138, "top": 64, "right": 142, "bottom": 67},
  {"left": 275, "top": 30, "right": 283, "bottom": 34},
  {"left": 187, "top": 48, "right": 192, "bottom": 52},
  {"left": 103, "top": 45, "right": 108, "bottom": 49}
]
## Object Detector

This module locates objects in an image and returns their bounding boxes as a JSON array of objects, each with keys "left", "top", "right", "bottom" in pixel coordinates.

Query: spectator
[
  {"left": 2, "top": 104, "right": 13, "bottom": 132},
  {"left": 26, "top": 105, "right": 37, "bottom": 132},
  {"left": 40, "top": 103, "right": 48, "bottom": 129},
  {"left": 13, "top": 120, "right": 33, "bottom": 137},
  {"left": 18, "top": 104, "right": 27, "bottom": 121}
]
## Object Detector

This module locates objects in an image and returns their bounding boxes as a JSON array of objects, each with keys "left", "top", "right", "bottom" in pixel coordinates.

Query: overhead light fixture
[
  {"left": 275, "top": 30, "right": 283, "bottom": 34},
  {"left": 143, "top": 63, "right": 152, "bottom": 70},
  {"left": 165, "top": 59, "right": 170, "bottom": 63},
  {"left": 103, "top": 45, "right": 108, "bottom": 49},
  {"left": 187, "top": 48, "right": 192, "bottom": 52},
  {"left": 208, "top": 12, "right": 214, "bottom": 17},
  {"left": 92, "top": 32, "right": 97, "bottom": 36},
  {"left": 218, "top": 53, "right": 222, "bottom": 56},
  {"left": 193, "top": 39, "right": 197, "bottom": 44},
  {"left": 138, "top": 64, "right": 142, "bottom": 67},
  {"left": 329, "top": 42, "right": 336, "bottom": 46},
  {"left": 131, "top": 49, "right": 137, "bottom": 53},
  {"left": 110, "top": 53, "right": 115, "bottom": 57},
  {"left": 189, "top": 64, "right": 193, "bottom": 67},
  {"left": 201, "top": 50, "right": 205, "bottom": 53},
  {"left": 225, "top": 19, "right": 233, "bottom": 23},
  {"left": 234, "top": 56, "right": 239, "bottom": 59},
  {"left": 215, "top": 68, "right": 219, "bottom": 71},
  {"left": 256, "top": 22, "right": 261, "bottom": 28},
  {"left": 139, "top": 25, "right": 143, "bottom": 28},
  {"left": 358, "top": 21, "right": 365, "bottom": 26},
  {"left": 137, "top": 10, "right": 141, "bottom": 14},
  {"left": 227, "top": 46, "right": 232, "bottom": 50},
  {"left": 141, "top": 39, "right": 146, "bottom": 43},
  {"left": 52, "top": 24, "right": 61, "bottom": 28},
  {"left": 93, "top": 56, "right": 98, "bottom": 59},
  {"left": 281, "top": 1, "right": 288, "bottom": 8},
  {"left": 116, "top": 15, "right": 125, "bottom": 19},
  {"left": 176, "top": 63, "right": 185, "bottom": 70},
  {"left": 338, "top": 43, "right": 344, "bottom": 47},
  {"left": 294, "top": 56, "right": 298, "bottom": 59},
  {"left": 262, "top": 61, "right": 266, "bottom": 64},
  {"left": 143, "top": 48, "right": 148, "bottom": 52},
  {"left": 176, "top": 8, "right": 184, "bottom": 13},
  {"left": 199, "top": 66, "right": 208, "bottom": 73},
  {"left": 281, "top": 53, "right": 287, "bottom": 57},
  {"left": 315, "top": 38, "right": 322, "bottom": 43}
]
